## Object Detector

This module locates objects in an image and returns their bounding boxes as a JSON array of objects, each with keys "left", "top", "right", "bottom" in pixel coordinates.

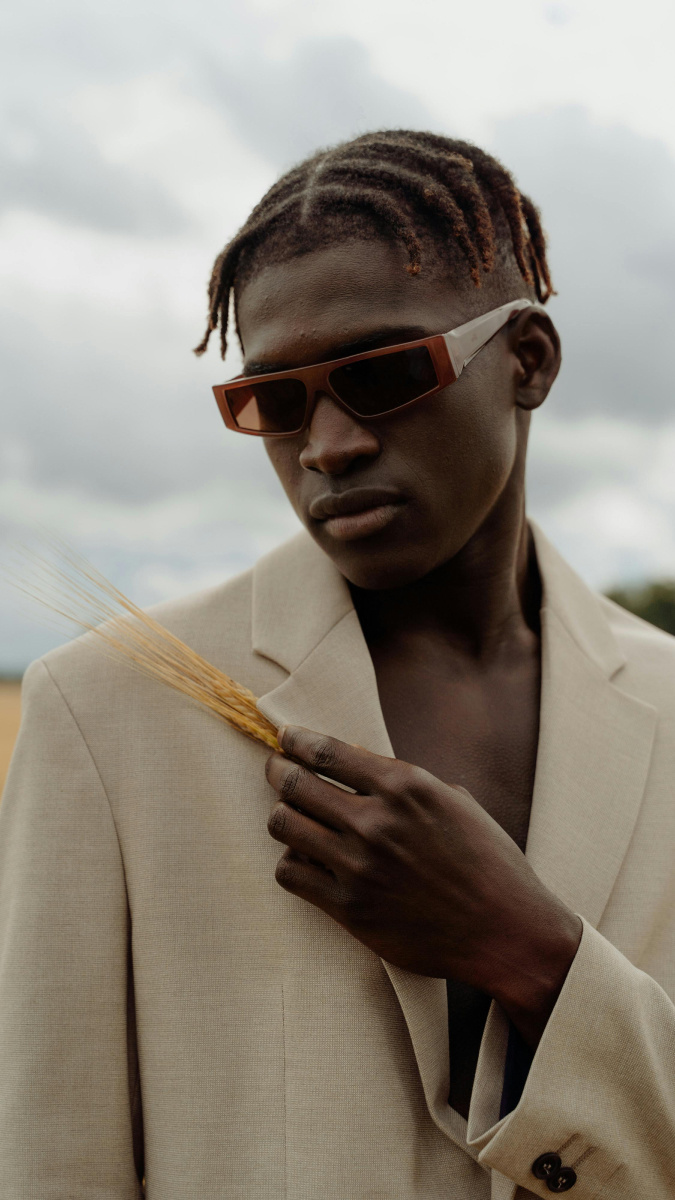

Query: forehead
[{"left": 236, "top": 238, "right": 468, "bottom": 369}]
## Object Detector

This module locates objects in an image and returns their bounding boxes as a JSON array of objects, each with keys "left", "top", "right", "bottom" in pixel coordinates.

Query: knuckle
[
  {"left": 353, "top": 853, "right": 377, "bottom": 883},
  {"left": 398, "top": 759, "right": 421, "bottom": 788},
  {"left": 274, "top": 852, "right": 299, "bottom": 891},
  {"left": 339, "top": 886, "right": 369, "bottom": 927},
  {"left": 279, "top": 763, "right": 303, "bottom": 804},
  {"left": 310, "top": 737, "right": 340, "bottom": 774},
  {"left": 356, "top": 810, "right": 397, "bottom": 848},
  {"left": 354, "top": 849, "right": 388, "bottom": 890},
  {"left": 267, "top": 803, "right": 291, "bottom": 841},
  {"left": 378, "top": 756, "right": 409, "bottom": 796},
  {"left": 395, "top": 761, "right": 428, "bottom": 803},
  {"left": 450, "top": 784, "right": 473, "bottom": 804}
]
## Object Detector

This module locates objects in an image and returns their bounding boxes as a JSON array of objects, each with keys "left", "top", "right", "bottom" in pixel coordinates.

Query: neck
[{"left": 350, "top": 496, "right": 541, "bottom": 664}]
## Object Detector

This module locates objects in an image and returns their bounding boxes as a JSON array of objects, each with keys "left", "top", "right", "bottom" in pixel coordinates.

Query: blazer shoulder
[
  {"left": 148, "top": 563, "right": 255, "bottom": 651},
  {"left": 599, "top": 594, "right": 675, "bottom": 708},
  {"left": 600, "top": 593, "right": 675, "bottom": 656}
]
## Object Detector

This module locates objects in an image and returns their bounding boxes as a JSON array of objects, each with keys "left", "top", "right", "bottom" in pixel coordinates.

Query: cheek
[
  {"left": 264, "top": 439, "right": 303, "bottom": 504},
  {"left": 408, "top": 380, "right": 519, "bottom": 518}
]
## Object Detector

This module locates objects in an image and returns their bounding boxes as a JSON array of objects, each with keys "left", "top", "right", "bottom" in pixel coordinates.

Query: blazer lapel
[
  {"left": 252, "top": 533, "right": 464, "bottom": 1148},
  {"left": 250, "top": 525, "right": 658, "bottom": 1158},
  {"left": 527, "top": 524, "right": 657, "bottom": 927},
  {"left": 470, "top": 528, "right": 658, "bottom": 1175},
  {"left": 252, "top": 532, "right": 392, "bottom": 754},
  {"left": 257, "top": 605, "right": 393, "bottom": 755}
]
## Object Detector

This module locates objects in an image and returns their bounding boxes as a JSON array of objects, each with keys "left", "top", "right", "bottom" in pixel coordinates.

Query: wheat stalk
[{"left": 11, "top": 541, "right": 281, "bottom": 752}]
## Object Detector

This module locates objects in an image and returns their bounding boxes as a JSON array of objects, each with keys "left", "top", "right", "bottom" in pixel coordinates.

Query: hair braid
[
  {"left": 311, "top": 183, "right": 424, "bottom": 274},
  {"left": 347, "top": 137, "right": 496, "bottom": 269},
  {"left": 194, "top": 129, "right": 555, "bottom": 358},
  {"left": 326, "top": 158, "right": 484, "bottom": 284},
  {"left": 443, "top": 139, "right": 536, "bottom": 284},
  {"left": 194, "top": 189, "right": 307, "bottom": 358},
  {"left": 520, "top": 194, "right": 555, "bottom": 302}
]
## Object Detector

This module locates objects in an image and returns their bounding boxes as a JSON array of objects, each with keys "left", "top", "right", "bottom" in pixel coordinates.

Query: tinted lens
[
  {"left": 225, "top": 378, "right": 307, "bottom": 433},
  {"left": 328, "top": 346, "right": 438, "bottom": 416}
]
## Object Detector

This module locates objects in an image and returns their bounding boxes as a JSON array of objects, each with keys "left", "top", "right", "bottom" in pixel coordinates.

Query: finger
[
  {"left": 278, "top": 725, "right": 396, "bottom": 794},
  {"left": 267, "top": 800, "right": 342, "bottom": 868},
  {"left": 274, "top": 849, "right": 341, "bottom": 913},
  {"left": 266, "top": 751, "right": 366, "bottom": 832}
]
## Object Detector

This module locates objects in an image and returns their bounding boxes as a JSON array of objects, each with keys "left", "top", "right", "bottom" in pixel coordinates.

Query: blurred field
[{"left": 0, "top": 681, "right": 22, "bottom": 798}]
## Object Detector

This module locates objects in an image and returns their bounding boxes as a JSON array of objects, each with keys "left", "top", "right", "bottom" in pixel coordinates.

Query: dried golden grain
[{"left": 12, "top": 542, "right": 281, "bottom": 752}]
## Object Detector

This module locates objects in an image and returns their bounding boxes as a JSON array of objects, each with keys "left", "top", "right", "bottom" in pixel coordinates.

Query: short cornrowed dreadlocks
[{"left": 194, "top": 130, "right": 555, "bottom": 360}]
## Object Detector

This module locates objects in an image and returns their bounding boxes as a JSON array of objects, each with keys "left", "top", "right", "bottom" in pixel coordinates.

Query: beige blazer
[{"left": 2, "top": 522, "right": 675, "bottom": 1200}]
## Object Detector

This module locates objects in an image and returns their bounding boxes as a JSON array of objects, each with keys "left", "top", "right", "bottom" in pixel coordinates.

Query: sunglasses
[{"left": 212, "top": 297, "right": 546, "bottom": 438}]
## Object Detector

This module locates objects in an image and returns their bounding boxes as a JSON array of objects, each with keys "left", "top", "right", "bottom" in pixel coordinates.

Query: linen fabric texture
[{"left": 1, "top": 522, "right": 675, "bottom": 1200}]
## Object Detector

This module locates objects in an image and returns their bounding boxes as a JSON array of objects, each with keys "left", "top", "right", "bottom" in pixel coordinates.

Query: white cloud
[
  {"left": 0, "top": 468, "right": 302, "bottom": 669},
  {"left": 528, "top": 414, "right": 675, "bottom": 586},
  {"left": 0, "top": 102, "right": 188, "bottom": 235},
  {"left": 68, "top": 72, "right": 275, "bottom": 235},
  {"left": 539, "top": 485, "right": 675, "bottom": 588},
  {"left": 295, "top": 0, "right": 675, "bottom": 156}
]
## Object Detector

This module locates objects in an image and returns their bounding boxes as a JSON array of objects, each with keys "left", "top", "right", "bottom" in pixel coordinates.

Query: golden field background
[{"left": 0, "top": 681, "right": 22, "bottom": 798}]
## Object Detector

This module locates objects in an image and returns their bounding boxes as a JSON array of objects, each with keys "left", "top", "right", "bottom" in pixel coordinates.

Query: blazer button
[
  {"left": 532, "top": 1153, "right": 562, "bottom": 1180},
  {"left": 547, "top": 1167, "right": 577, "bottom": 1192}
]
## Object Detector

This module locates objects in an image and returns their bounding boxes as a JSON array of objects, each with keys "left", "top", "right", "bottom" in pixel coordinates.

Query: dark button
[
  {"left": 532, "top": 1153, "right": 562, "bottom": 1180},
  {"left": 547, "top": 1167, "right": 577, "bottom": 1192}
]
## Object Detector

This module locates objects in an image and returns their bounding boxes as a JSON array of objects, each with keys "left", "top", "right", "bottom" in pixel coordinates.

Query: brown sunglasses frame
[
  {"left": 211, "top": 298, "right": 546, "bottom": 438},
  {"left": 213, "top": 335, "right": 455, "bottom": 438}
]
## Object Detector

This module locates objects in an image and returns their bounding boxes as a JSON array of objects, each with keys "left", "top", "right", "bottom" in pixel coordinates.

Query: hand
[{"left": 265, "top": 725, "right": 582, "bottom": 1047}]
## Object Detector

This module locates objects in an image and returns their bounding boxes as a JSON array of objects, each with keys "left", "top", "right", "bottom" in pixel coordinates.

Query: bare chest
[
  {"left": 369, "top": 647, "right": 541, "bottom": 853},
  {"left": 368, "top": 641, "right": 541, "bottom": 1119}
]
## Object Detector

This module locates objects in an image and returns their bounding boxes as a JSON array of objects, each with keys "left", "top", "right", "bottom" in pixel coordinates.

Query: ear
[{"left": 509, "top": 309, "right": 561, "bottom": 411}]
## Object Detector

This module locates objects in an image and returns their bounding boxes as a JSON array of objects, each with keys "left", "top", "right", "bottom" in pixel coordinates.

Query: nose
[{"left": 298, "top": 392, "right": 380, "bottom": 475}]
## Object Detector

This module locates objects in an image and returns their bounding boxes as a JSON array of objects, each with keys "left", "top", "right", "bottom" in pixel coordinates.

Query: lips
[
  {"left": 309, "top": 487, "right": 406, "bottom": 522},
  {"left": 308, "top": 487, "right": 407, "bottom": 543}
]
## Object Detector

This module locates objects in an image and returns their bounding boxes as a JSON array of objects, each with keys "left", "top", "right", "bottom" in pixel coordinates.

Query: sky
[{"left": 1, "top": 0, "right": 675, "bottom": 670}]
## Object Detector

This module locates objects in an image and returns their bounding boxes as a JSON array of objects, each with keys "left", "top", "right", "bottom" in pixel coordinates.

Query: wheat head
[{"left": 12, "top": 541, "right": 281, "bottom": 752}]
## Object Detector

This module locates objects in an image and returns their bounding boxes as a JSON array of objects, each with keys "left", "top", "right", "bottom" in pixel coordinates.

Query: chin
[{"left": 316, "top": 534, "right": 443, "bottom": 592}]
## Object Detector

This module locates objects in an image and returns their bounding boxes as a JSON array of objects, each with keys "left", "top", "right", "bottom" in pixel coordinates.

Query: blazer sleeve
[
  {"left": 467, "top": 917, "right": 675, "bottom": 1198},
  {"left": 0, "top": 659, "right": 143, "bottom": 1199}
]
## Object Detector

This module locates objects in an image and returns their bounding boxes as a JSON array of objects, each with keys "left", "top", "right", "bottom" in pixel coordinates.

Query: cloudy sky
[{"left": 2, "top": 0, "right": 675, "bottom": 670}]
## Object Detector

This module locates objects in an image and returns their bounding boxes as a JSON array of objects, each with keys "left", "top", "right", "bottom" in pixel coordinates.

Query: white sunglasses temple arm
[{"left": 442, "top": 298, "right": 549, "bottom": 378}]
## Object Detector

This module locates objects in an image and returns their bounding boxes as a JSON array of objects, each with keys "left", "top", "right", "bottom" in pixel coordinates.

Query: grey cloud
[
  {"left": 0, "top": 303, "right": 270, "bottom": 504},
  {"left": 0, "top": 0, "right": 263, "bottom": 236},
  {"left": 203, "top": 35, "right": 435, "bottom": 168},
  {"left": 526, "top": 450, "right": 596, "bottom": 511},
  {"left": 1, "top": 7, "right": 432, "bottom": 233},
  {"left": 0, "top": 108, "right": 189, "bottom": 235},
  {"left": 494, "top": 108, "right": 675, "bottom": 423},
  {"left": 1, "top": 0, "right": 175, "bottom": 96},
  {"left": 625, "top": 246, "right": 675, "bottom": 297},
  {"left": 526, "top": 418, "right": 649, "bottom": 512},
  {"left": 0, "top": 2, "right": 192, "bottom": 234}
]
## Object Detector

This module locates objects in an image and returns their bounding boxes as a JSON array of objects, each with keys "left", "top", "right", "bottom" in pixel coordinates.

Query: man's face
[{"left": 236, "top": 237, "right": 550, "bottom": 590}]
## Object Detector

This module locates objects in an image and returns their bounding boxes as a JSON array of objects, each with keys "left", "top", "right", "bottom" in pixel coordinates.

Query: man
[{"left": 2, "top": 130, "right": 675, "bottom": 1198}]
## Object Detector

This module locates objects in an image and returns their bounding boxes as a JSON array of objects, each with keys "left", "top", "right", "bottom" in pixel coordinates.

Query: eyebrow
[{"left": 242, "top": 325, "right": 432, "bottom": 377}]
